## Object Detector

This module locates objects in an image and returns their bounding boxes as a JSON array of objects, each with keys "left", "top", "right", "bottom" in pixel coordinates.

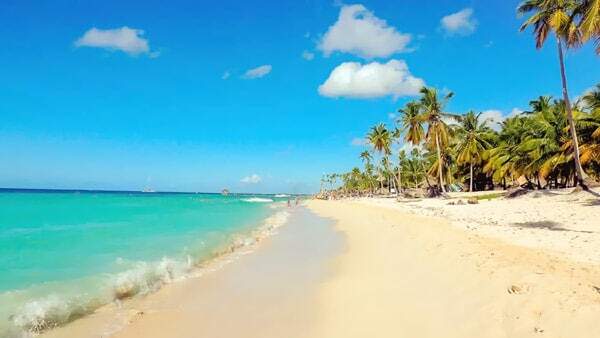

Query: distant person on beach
[
  {"left": 295, "top": 197, "right": 299, "bottom": 206},
  {"left": 287, "top": 199, "right": 291, "bottom": 208}
]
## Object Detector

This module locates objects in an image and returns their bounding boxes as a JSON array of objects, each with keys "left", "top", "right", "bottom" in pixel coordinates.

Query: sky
[{"left": 0, "top": 0, "right": 599, "bottom": 194}]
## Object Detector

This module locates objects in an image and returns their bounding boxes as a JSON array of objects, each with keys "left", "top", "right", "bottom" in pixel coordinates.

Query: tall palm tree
[
  {"left": 455, "top": 111, "right": 493, "bottom": 192},
  {"left": 359, "top": 150, "right": 374, "bottom": 193},
  {"left": 367, "top": 124, "right": 393, "bottom": 193},
  {"left": 417, "top": 86, "right": 455, "bottom": 193},
  {"left": 518, "top": 0, "right": 590, "bottom": 188}
]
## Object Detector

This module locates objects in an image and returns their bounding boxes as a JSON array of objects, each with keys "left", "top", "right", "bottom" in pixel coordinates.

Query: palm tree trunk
[
  {"left": 469, "top": 161, "right": 474, "bottom": 192},
  {"left": 556, "top": 36, "right": 589, "bottom": 189},
  {"left": 421, "top": 163, "right": 432, "bottom": 189},
  {"left": 397, "top": 167, "right": 402, "bottom": 195},
  {"left": 434, "top": 132, "right": 447, "bottom": 193}
]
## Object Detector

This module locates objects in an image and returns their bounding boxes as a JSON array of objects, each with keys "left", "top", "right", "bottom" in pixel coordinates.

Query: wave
[
  {"left": 274, "top": 194, "right": 289, "bottom": 198},
  {"left": 4, "top": 210, "right": 291, "bottom": 337},
  {"left": 242, "top": 197, "right": 273, "bottom": 203}
]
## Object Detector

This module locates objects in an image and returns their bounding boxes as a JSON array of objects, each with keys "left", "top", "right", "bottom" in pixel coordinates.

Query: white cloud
[
  {"left": 508, "top": 108, "right": 523, "bottom": 117},
  {"left": 301, "top": 50, "right": 315, "bottom": 60},
  {"left": 440, "top": 8, "right": 477, "bottom": 36},
  {"left": 243, "top": 65, "right": 272, "bottom": 79},
  {"left": 480, "top": 110, "right": 504, "bottom": 130},
  {"left": 351, "top": 137, "right": 368, "bottom": 146},
  {"left": 75, "top": 27, "right": 151, "bottom": 56},
  {"left": 240, "top": 174, "right": 262, "bottom": 184},
  {"left": 318, "top": 4, "right": 412, "bottom": 58},
  {"left": 318, "top": 59, "right": 425, "bottom": 99},
  {"left": 479, "top": 108, "right": 523, "bottom": 130},
  {"left": 222, "top": 71, "right": 231, "bottom": 80}
]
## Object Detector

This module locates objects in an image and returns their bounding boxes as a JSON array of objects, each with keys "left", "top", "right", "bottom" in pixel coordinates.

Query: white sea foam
[
  {"left": 242, "top": 197, "right": 273, "bottom": 203},
  {"left": 274, "top": 194, "right": 289, "bottom": 198},
  {"left": 7, "top": 209, "right": 293, "bottom": 337}
]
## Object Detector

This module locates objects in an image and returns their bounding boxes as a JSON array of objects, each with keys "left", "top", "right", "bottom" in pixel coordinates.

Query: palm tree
[
  {"left": 417, "top": 86, "right": 456, "bottom": 193},
  {"left": 518, "top": 0, "right": 590, "bottom": 188},
  {"left": 576, "top": 0, "right": 600, "bottom": 54},
  {"left": 579, "top": 85, "right": 600, "bottom": 171},
  {"left": 367, "top": 124, "right": 393, "bottom": 193},
  {"left": 359, "top": 150, "right": 374, "bottom": 193},
  {"left": 360, "top": 150, "right": 372, "bottom": 166},
  {"left": 399, "top": 101, "right": 425, "bottom": 145},
  {"left": 455, "top": 111, "right": 492, "bottom": 192}
]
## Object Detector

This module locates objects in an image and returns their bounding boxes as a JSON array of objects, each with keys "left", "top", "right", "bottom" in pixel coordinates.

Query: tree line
[{"left": 320, "top": 1, "right": 600, "bottom": 196}]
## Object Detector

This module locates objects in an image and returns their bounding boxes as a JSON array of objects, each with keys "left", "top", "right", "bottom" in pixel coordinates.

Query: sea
[{"left": 0, "top": 189, "right": 292, "bottom": 337}]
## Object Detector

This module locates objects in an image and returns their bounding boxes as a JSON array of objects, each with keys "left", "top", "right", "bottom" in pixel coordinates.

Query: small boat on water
[
  {"left": 221, "top": 189, "right": 230, "bottom": 196},
  {"left": 142, "top": 187, "right": 156, "bottom": 193}
]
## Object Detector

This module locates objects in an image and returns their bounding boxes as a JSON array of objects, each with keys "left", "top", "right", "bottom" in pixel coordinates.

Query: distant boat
[
  {"left": 221, "top": 189, "right": 230, "bottom": 196},
  {"left": 142, "top": 187, "right": 155, "bottom": 193}
]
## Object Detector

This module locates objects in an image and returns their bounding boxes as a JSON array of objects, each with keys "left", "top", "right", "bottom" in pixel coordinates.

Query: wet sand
[{"left": 41, "top": 207, "right": 342, "bottom": 338}]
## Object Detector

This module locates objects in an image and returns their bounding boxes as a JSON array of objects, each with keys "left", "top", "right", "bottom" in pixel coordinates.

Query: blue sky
[{"left": 0, "top": 0, "right": 599, "bottom": 193}]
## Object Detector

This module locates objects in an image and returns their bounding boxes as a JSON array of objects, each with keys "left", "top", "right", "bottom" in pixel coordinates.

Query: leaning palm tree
[
  {"left": 455, "top": 111, "right": 493, "bottom": 192},
  {"left": 518, "top": 0, "right": 590, "bottom": 188},
  {"left": 417, "top": 86, "right": 456, "bottom": 193}
]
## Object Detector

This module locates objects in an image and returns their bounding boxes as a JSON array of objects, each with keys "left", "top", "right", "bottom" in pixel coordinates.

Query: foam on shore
[{"left": 3, "top": 209, "right": 291, "bottom": 337}]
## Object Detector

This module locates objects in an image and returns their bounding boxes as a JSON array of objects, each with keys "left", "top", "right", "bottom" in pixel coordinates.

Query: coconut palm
[
  {"left": 359, "top": 151, "right": 374, "bottom": 193},
  {"left": 579, "top": 85, "right": 600, "bottom": 169},
  {"left": 360, "top": 150, "right": 372, "bottom": 166},
  {"left": 399, "top": 101, "right": 425, "bottom": 145},
  {"left": 518, "top": 0, "right": 590, "bottom": 188},
  {"left": 417, "top": 86, "right": 456, "bottom": 193},
  {"left": 576, "top": 0, "right": 600, "bottom": 53},
  {"left": 455, "top": 111, "right": 493, "bottom": 191},
  {"left": 367, "top": 124, "right": 394, "bottom": 193}
]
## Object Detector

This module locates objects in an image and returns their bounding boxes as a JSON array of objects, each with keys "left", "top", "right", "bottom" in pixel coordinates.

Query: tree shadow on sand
[{"left": 512, "top": 221, "right": 594, "bottom": 234}]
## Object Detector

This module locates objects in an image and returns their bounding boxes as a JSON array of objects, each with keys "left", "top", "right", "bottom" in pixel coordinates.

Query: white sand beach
[{"left": 39, "top": 190, "right": 600, "bottom": 338}]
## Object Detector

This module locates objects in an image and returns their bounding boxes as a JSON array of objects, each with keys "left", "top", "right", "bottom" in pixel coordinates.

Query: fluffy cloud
[
  {"left": 480, "top": 108, "right": 523, "bottom": 130},
  {"left": 509, "top": 108, "right": 523, "bottom": 117},
  {"left": 480, "top": 110, "right": 504, "bottom": 130},
  {"left": 318, "top": 59, "right": 425, "bottom": 99},
  {"left": 75, "top": 27, "right": 151, "bottom": 55},
  {"left": 301, "top": 50, "right": 315, "bottom": 60},
  {"left": 318, "top": 4, "right": 412, "bottom": 58},
  {"left": 243, "top": 65, "right": 272, "bottom": 79},
  {"left": 240, "top": 174, "right": 262, "bottom": 184},
  {"left": 440, "top": 8, "right": 477, "bottom": 36}
]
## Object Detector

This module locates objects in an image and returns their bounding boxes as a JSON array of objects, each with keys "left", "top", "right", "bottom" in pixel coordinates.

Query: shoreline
[
  {"left": 35, "top": 191, "right": 600, "bottom": 337},
  {"left": 6, "top": 204, "right": 290, "bottom": 338},
  {"left": 39, "top": 206, "right": 342, "bottom": 338}
]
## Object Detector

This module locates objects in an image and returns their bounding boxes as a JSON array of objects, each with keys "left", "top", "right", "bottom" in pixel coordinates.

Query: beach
[
  {"left": 39, "top": 206, "right": 342, "bottom": 338},
  {"left": 306, "top": 195, "right": 600, "bottom": 337},
  {"left": 34, "top": 189, "right": 600, "bottom": 338}
]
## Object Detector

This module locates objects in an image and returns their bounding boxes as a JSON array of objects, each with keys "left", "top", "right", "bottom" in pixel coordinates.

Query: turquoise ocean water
[{"left": 0, "top": 190, "right": 290, "bottom": 337}]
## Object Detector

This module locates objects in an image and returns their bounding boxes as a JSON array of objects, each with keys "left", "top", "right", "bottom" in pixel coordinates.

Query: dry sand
[{"left": 305, "top": 196, "right": 600, "bottom": 338}]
